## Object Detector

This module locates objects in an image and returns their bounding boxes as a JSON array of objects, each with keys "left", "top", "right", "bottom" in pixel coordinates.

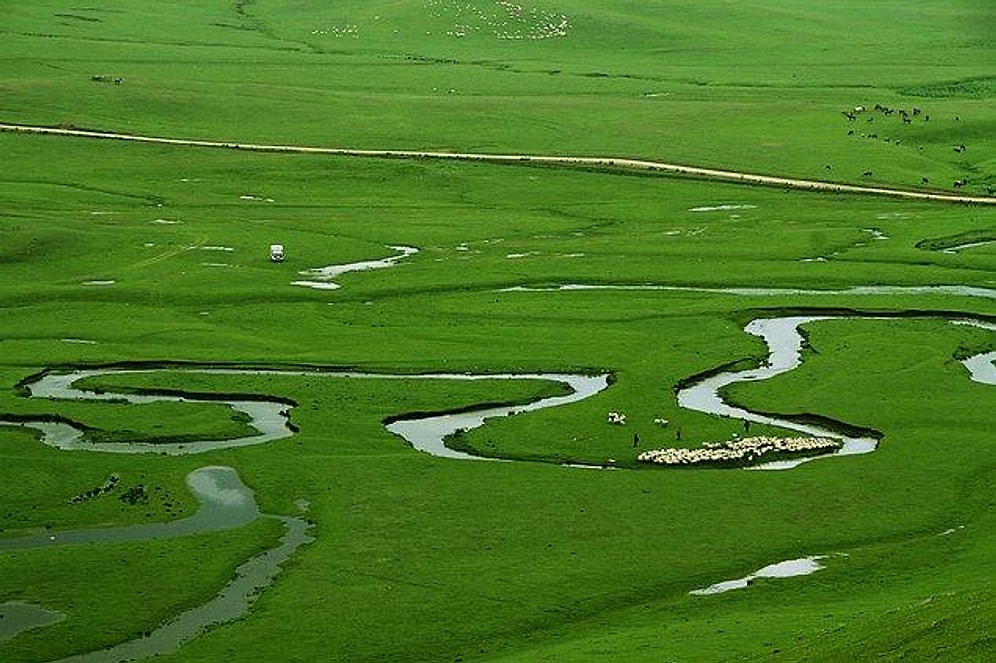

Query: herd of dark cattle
[{"left": 842, "top": 103, "right": 977, "bottom": 191}]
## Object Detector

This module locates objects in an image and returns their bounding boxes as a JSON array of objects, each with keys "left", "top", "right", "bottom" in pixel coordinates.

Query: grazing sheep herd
[
  {"left": 427, "top": 0, "right": 571, "bottom": 40},
  {"left": 606, "top": 411, "right": 627, "bottom": 425},
  {"left": 637, "top": 435, "right": 843, "bottom": 467}
]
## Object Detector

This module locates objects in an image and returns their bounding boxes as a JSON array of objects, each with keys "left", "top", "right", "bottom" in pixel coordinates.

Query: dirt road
[{"left": 3, "top": 122, "right": 993, "bottom": 205}]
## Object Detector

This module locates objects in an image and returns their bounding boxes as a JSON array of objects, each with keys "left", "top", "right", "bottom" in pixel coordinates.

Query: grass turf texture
[
  {"left": 2, "top": 1, "right": 994, "bottom": 195},
  {"left": 1, "top": 1, "right": 994, "bottom": 661}
]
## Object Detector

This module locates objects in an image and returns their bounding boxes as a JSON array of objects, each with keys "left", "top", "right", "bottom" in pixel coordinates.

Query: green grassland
[
  {"left": 1, "top": 2, "right": 994, "bottom": 662},
  {"left": 2, "top": 1, "right": 994, "bottom": 193}
]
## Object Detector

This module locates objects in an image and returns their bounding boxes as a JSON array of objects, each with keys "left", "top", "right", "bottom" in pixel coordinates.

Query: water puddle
[
  {"left": 0, "top": 602, "right": 64, "bottom": 642},
  {"left": 690, "top": 556, "right": 826, "bottom": 595},
  {"left": 292, "top": 245, "right": 418, "bottom": 290},
  {"left": 961, "top": 351, "right": 996, "bottom": 385},
  {"left": 954, "top": 320, "right": 996, "bottom": 385},
  {"left": 942, "top": 240, "right": 994, "bottom": 254},
  {"left": 688, "top": 204, "right": 757, "bottom": 212},
  {"left": 861, "top": 228, "right": 889, "bottom": 241}
]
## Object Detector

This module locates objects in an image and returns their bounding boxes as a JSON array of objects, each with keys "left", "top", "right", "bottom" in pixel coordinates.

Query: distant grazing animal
[{"left": 862, "top": 170, "right": 873, "bottom": 177}]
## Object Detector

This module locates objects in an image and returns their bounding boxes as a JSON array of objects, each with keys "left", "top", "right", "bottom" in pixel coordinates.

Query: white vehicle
[{"left": 269, "top": 244, "right": 285, "bottom": 262}]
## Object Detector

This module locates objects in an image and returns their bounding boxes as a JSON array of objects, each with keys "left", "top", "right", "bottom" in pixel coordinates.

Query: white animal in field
[{"left": 607, "top": 411, "right": 626, "bottom": 425}]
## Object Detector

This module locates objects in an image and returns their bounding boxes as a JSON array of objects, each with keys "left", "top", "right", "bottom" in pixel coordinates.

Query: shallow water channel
[
  {"left": 4, "top": 316, "right": 992, "bottom": 464},
  {"left": 0, "top": 465, "right": 312, "bottom": 662},
  {"left": 291, "top": 245, "right": 418, "bottom": 290},
  {"left": 0, "top": 314, "right": 991, "bottom": 657},
  {"left": 0, "top": 601, "right": 63, "bottom": 642},
  {"left": 502, "top": 283, "right": 996, "bottom": 299}
]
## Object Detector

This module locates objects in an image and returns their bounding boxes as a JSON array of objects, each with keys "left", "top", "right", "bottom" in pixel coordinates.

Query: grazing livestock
[
  {"left": 638, "top": 435, "right": 842, "bottom": 467},
  {"left": 607, "top": 411, "right": 626, "bottom": 425},
  {"left": 862, "top": 170, "right": 873, "bottom": 177}
]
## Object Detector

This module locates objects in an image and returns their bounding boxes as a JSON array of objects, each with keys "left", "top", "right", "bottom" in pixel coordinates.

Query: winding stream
[
  {"left": 1, "top": 314, "right": 991, "bottom": 658},
  {"left": 3, "top": 316, "right": 991, "bottom": 465},
  {"left": 0, "top": 465, "right": 312, "bottom": 662},
  {"left": 676, "top": 316, "right": 881, "bottom": 470},
  {"left": 0, "top": 466, "right": 259, "bottom": 552},
  {"left": 502, "top": 283, "right": 996, "bottom": 299}
]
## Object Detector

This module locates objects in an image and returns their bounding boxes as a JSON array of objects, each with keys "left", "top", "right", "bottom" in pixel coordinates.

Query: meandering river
[{"left": 1, "top": 313, "right": 991, "bottom": 659}]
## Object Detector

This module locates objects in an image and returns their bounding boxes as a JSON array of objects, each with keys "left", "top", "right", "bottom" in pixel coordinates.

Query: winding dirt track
[{"left": 3, "top": 122, "right": 994, "bottom": 205}]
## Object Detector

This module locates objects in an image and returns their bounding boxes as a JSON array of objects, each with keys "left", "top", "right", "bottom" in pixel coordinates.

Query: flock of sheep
[
  {"left": 427, "top": 0, "right": 571, "bottom": 40},
  {"left": 637, "top": 435, "right": 842, "bottom": 467}
]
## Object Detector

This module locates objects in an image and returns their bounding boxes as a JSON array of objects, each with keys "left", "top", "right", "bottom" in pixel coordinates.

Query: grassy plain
[{"left": 0, "top": 1, "right": 994, "bottom": 661}]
